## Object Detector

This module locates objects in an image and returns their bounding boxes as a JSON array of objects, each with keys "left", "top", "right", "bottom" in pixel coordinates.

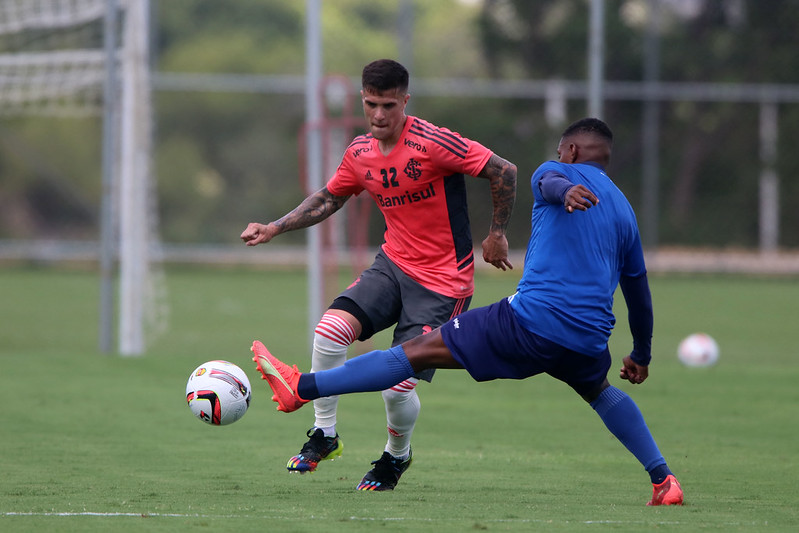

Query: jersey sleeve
[
  {"left": 531, "top": 161, "right": 565, "bottom": 203},
  {"left": 460, "top": 138, "right": 493, "bottom": 177},
  {"left": 621, "top": 231, "right": 647, "bottom": 278},
  {"left": 416, "top": 120, "right": 493, "bottom": 178},
  {"left": 326, "top": 142, "right": 365, "bottom": 197},
  {"left": 538, "top": 170, "right": 573, "bottom": 204}
]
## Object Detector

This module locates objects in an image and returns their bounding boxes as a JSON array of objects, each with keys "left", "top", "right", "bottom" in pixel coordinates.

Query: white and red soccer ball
[
  {"left": 677, "top": 333, "right": 720, "bottom": 368},
  {"left": 186, "top": 360, "right": 251, "bottom": 425}
]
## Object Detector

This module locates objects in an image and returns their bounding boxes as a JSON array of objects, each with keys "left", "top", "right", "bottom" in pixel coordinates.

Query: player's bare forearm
[
  {"left": 274, "top": 187, "right": 349, "bottom": 232},
  {"left": 240, "top": 187, "right": 349, "bottom": 246},
  {"left": 478, "top": 153, "right": 517, "bottom": 235},
  {"left": 478, "top": 154, "right": 516, "bottom": 270}
]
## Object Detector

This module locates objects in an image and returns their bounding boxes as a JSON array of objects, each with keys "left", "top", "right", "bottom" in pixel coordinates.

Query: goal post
[
  {"left": 117, "top": 0, "right": 167, "bottom": 355},
  {"left": 0, "top": 0, "right": 166, "bottom": 355}
]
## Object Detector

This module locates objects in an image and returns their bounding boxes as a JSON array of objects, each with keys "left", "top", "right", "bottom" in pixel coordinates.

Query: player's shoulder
[
  {"left": 344, "top": 133, "right": 374, "bottom": 155},
  {"left": 407, "top": 116, "right": 465, "bottom": 139},
  {"left": 533, "top": 160, "right": 566, "bottom": 179},
  {"left": 406, "top": 116, "right": 472, "bottom": 157}
]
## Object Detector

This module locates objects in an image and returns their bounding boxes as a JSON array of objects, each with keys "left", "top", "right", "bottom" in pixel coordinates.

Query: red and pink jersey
[{"left": 327, "top": 116, "right": 493, "bottom": 298}]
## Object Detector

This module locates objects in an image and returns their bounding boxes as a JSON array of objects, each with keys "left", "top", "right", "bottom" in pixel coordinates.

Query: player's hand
[
  {"left": 240, "top": 222, "right": 276, "bottom": 246},
  {"left": 619, "top": 355, "right": 649, "bottom": 384},
  {"left": 481, "top": 233, "right": 513, "bottom": 271},
  {"left": 564, "top": 185, "right": 598, "bottom": 213}
]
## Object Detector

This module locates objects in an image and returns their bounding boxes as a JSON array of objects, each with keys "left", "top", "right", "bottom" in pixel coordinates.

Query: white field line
[
  {"left": 3, "top": 511, "right": 771, "bottom": 528},
  {"left": 1, "top": 511, "right": 691, "bottom": 526}
]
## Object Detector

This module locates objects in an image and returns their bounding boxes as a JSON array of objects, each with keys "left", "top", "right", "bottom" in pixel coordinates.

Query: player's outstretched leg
[
  {"left": 647, "top": 474, "right": 683, "bottom": 506},
  {"left": 589, "top": 385, "right": 683, "bottom": 506},
  {"left": 286, "top": 427, "right": 343, "bottom": 474},
  {"left": 356, "top": 449, "right": 413, "bottom": 491},
  {"left": 251, "top": 340, "right": 309, "bottom": 413}
]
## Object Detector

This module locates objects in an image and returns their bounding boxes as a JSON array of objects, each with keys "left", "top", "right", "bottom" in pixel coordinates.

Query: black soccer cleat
[
  {"left": 287, "top": 428, "right": 343, "bottom": 473},
  {"left": 355, "top": 449, "right": 413, "bottom": 491}
]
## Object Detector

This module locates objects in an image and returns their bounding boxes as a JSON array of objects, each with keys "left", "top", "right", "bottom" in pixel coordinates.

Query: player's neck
[{"left": 376, "top": 116, "right": 408, "bottom": 156}]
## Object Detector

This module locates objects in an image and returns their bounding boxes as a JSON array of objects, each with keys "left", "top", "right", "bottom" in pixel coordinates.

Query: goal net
[
  {"left": 0, "top": 0, "right": 106, "bottom": 116},
  {"left": 0, "top": 0, "right": 167, "bottom": 355}
]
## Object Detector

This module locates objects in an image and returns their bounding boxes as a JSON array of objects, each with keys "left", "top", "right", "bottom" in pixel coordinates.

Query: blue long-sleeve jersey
[{"left": 509, "top": 160, "right": 649, "bottom": 357}]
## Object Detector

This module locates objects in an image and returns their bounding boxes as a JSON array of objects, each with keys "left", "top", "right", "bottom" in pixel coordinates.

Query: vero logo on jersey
[
  {"left": 403, "top": 138, "right": 427, "bottom": 152},
  {"left": 453, "top": 318, "right": 460, "bottom": 329}
]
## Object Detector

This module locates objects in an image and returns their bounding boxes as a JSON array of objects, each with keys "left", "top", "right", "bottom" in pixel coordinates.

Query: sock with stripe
[
  {"left": 310, "top": 313, "right": 357, "bottom": 429},
  {"left": 382, "top": 379, "right": 420, "bottom": 458}
]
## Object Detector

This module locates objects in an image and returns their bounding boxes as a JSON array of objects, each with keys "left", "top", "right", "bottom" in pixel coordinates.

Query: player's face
[{"left": 361, "top": 88, "right": 409, "bottom": 142}]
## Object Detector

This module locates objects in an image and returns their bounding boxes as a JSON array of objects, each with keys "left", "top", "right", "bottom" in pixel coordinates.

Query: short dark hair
[
  {"left": 562, "top": 117, "right": 613, "bottom": 143},
  {"left": 362, "top": 59, "right": 409, "bottom": 93}
]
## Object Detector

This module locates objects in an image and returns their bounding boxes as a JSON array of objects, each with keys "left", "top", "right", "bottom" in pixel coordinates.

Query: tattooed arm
[
  {"left": 240, "top": 187, "right": 350, "bottom": 246},
  {"left": 476, "top": 153, "right": 517, "bottom": 270}
]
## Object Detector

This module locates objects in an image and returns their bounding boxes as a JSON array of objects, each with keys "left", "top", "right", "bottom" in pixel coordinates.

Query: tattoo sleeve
[
  {"left": 273, "top": 187, "right": 349, "bottom": 233},
  {"left": 478, "top": 153, "right": 517, "bottom": 233}
]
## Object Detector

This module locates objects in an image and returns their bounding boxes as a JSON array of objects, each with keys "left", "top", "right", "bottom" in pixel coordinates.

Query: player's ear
[{"left": 567, "top": 143, "right": 578, "bottom": 163}]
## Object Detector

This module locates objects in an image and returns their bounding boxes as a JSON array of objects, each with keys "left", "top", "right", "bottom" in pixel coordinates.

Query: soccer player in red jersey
[{"left": 241, "top": 59, "right": 517, "bottom": 490}]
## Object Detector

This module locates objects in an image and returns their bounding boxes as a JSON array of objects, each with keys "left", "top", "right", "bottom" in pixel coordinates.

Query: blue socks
[
  {"left": 590, "top": 386, "right": 672, "bottom": 484},
  {"left": 297, "top": 345, "right": 415, "bottom": 400},
  {"left": 296, "top": 354, "right": 676, "bottom": 485}
]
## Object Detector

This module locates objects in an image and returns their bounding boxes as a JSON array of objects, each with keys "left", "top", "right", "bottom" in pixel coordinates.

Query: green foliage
[
  {"left": 1, "top": 267, "right": 798, "bottom": 531},
  {"left": 476, "top": 0, "right": 799, "bottom": 248},
  {"left": 156, "top": 0, "right": 305, "bottom": 73},
  {"left": 3, "top": 1, "right": 799, "bottom": 248},
  {"left": 0, "top": 118, "right": 101, "bottom": 238}
]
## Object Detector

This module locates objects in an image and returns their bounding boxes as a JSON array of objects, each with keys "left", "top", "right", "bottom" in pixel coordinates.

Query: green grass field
[{"left": 1, "top": 265, "right": 798, "bottom": 532}]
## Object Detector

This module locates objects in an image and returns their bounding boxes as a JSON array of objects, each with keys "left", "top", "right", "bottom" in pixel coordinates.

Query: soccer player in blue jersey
[{"left": 252, "top": 117, "right": 683, "bottom": 505}]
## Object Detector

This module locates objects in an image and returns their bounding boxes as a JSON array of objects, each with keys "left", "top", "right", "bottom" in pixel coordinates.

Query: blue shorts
[{"left": 440, "top": 297, "right": 611, "bottom": 396}]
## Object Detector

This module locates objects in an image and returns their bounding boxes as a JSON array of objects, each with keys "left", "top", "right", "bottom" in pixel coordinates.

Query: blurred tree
[
  {"left": 475, "top": 0, "right": 799, "bottom": 247},
  {"left": 2, "top": 0, "right": 798, "bottom": 249}
]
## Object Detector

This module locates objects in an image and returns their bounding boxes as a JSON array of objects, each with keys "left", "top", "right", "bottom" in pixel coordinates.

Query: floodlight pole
[
  {"left": 306, "top": 0, "right": 324, "bottom": 349},
  {"left": 758, "top": 101, "right": 779, "bottom": 253},
  {"left": 398, "top": 0, "right": 414, "bottom": 113},
  {"left": 641, "top": 0, "right": 662, "bottom": 250},
  {"left": 587, "top": 0, "right": 605, "bottom": 118}
]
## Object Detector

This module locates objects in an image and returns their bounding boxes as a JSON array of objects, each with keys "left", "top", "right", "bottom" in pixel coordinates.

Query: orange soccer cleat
[
  {"left": 251, "top": 340, "right": 309, "bottom": 413},
  {"left": 647, "top": 474, "right": 684, "bottom": 506}
]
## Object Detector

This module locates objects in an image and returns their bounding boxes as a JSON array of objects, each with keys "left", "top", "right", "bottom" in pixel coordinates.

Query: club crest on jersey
[{"left": 404, "top": 158, "right": 422, "bottom": 181}]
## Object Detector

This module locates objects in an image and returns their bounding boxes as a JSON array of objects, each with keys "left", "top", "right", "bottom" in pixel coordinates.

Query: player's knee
[
  {"left": 382, "top": 381, "right": 418, "bottom": 405},
  {"left": 580, "top": 378, "right": 610, "bottom": 403},
  {"left": 313, "top": 312, "right": 358, "bottom": 354}
]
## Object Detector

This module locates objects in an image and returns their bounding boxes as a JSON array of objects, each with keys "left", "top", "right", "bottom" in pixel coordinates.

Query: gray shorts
[{"left": 329, "top": 249, "right": 471, "bottom": 382}]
